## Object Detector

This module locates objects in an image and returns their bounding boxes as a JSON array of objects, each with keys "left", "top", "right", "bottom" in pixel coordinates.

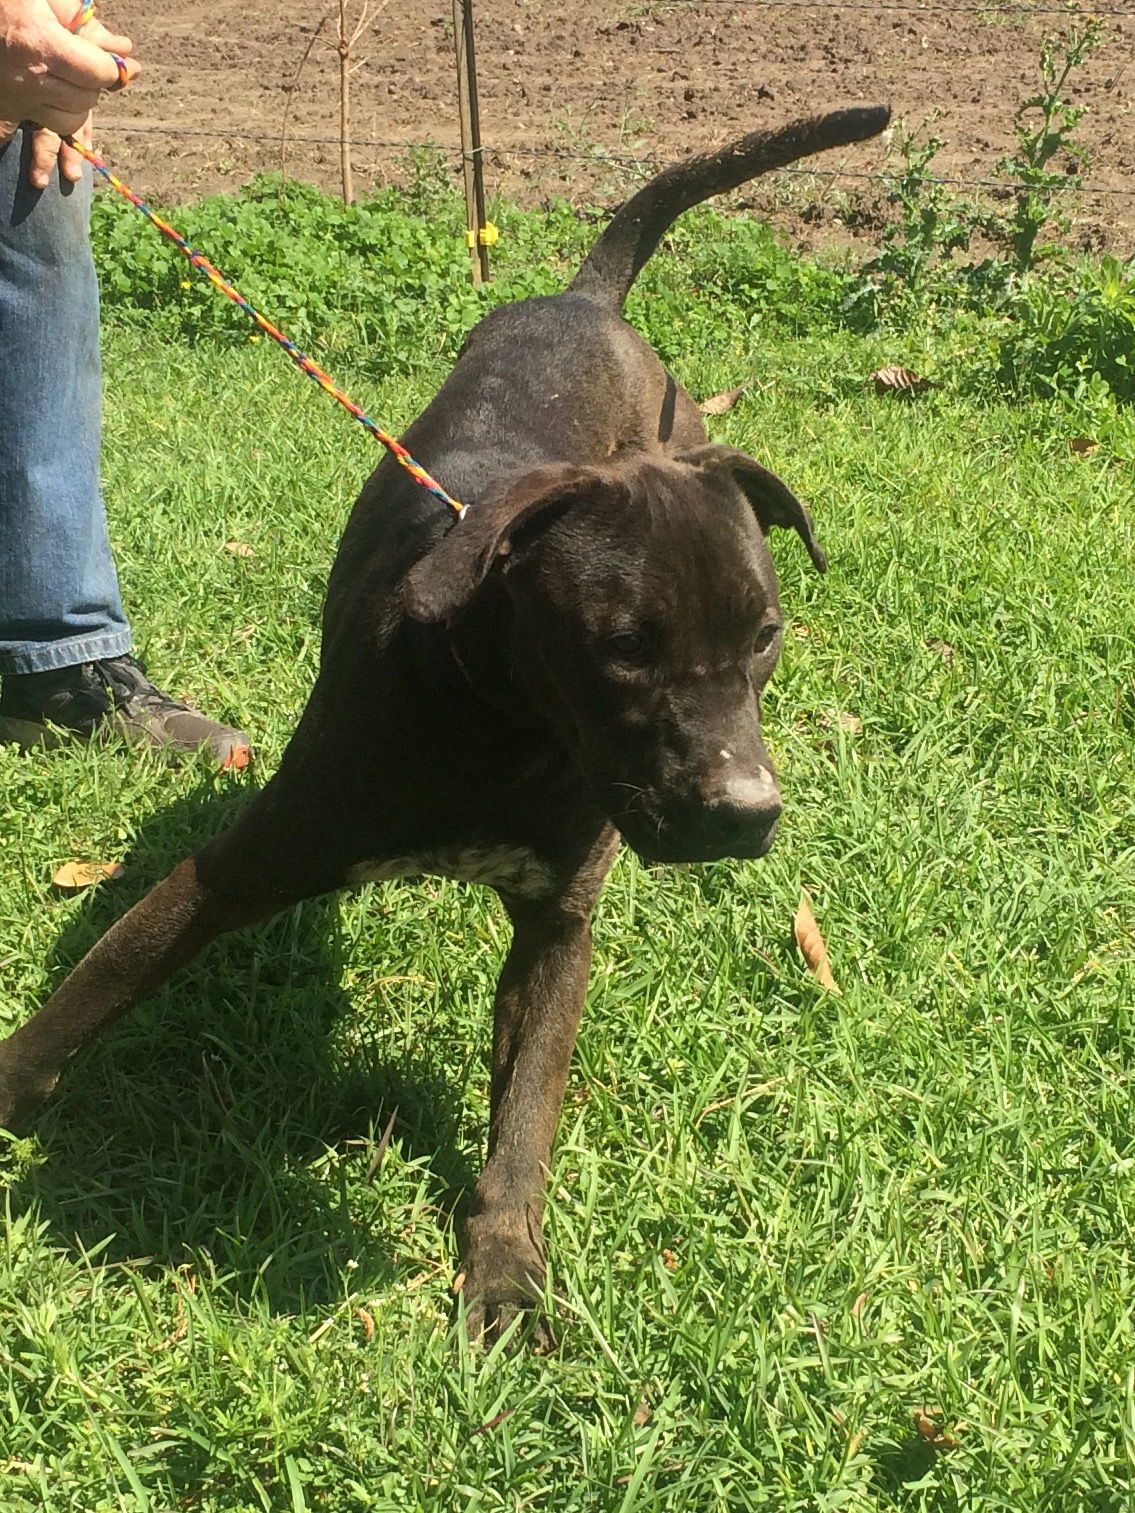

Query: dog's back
[{"left": 326, "top": 105, "right": 889, "bottom": 644}]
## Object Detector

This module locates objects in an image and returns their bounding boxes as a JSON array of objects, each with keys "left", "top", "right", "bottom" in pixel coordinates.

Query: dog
[{"left": 0, "top": 105, "right": 889, "bottom": 1342}]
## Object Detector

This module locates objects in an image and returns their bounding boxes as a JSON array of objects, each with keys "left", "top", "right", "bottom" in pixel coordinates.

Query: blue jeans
[{"left": 0, "top": 125, "right": 131, "bottom": 676}]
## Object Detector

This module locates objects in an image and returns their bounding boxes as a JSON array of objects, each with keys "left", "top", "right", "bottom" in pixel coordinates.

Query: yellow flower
[
  {"left": 248, "top": 334, "right": 260, "bottom": 343},
  {"left": 179, "top": 280, "right": 191, "bottom": 289}
]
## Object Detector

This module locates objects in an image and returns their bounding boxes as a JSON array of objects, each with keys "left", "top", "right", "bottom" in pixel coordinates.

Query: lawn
[{"left": 1, "top": 197, "right": 1134, "bottom": 1510}]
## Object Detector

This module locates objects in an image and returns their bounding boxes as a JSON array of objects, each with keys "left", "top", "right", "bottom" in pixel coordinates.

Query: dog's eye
[
  {"left": 753, "top": 624, "right": 781, "bottom": 655},
  {"left": 605, "top": 630, "right": 648, "bottom": 661}
]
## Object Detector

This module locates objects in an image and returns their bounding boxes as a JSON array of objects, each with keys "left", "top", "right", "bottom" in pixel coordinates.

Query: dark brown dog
[{"left": 0, "top": 106, "right": 888, "bottom": 1341}]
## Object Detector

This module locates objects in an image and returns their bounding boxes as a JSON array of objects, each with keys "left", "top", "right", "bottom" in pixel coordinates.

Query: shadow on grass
[{"left": 8, "top": 771, "right": 479, "bottom": 1313}]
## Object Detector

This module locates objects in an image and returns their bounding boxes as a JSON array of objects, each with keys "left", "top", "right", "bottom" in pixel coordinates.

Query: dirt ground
[{"left": 98, "top": 0, "right": 1134, "bottom": 253}]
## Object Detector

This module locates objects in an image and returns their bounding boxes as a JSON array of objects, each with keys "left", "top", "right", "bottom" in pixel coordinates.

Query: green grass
[{"left": 2, "top": 226, "right": 1135, "bottom": 1510}]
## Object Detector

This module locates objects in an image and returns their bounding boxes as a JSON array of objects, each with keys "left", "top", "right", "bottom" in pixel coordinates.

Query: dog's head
[{"left": 403, "top": 445, "right": 825, "bottom": 864}]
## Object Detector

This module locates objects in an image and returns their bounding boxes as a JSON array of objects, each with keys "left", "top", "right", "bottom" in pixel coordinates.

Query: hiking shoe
[{"left": 0, "top": 655, "right": 251, "bottom": 770}]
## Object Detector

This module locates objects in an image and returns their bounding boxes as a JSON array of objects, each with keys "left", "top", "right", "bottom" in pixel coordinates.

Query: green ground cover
[{"left": 1, "top": 183, "right": 1134, "bottom": 1509}]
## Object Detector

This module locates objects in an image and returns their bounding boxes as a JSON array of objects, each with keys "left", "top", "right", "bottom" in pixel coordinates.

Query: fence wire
[
  {"left": 659, "top": 0, "right": 1135, "bottom": 15},
  {"left": 100, "top": 123, "right": 1135, "bottom": 201}
]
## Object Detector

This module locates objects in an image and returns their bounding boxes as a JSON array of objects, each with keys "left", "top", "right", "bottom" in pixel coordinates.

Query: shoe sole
[{"left": 0, "top": 712, "right": 251, "bottom": 771}]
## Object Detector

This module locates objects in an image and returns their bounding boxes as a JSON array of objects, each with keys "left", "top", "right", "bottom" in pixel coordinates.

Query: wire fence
[
  {"left": 90, "top": 0, "right": 1134, "bottom": 270},
  {"left": 101, "top": 122, "right": 1135, "bottom": 202},
  {"left": 664, "top": 0, "right": 1135, "bottom": 14}
]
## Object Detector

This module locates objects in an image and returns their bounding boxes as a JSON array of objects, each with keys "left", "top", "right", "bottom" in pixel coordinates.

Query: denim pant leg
[{"left": 0, "top": 126, "right": 132, "bottom": 676}]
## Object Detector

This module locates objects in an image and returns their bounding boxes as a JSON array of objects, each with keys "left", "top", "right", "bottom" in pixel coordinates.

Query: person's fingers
[
  {"left": 28, "top": 125, "right": 62, "bottom": 188},
  {"left": 77, "top": 16, "right": 133, "bottom": 58},
  {"left": 57, "top": 120, "right": 86, "bottom": 181},
  {"left": 16, "top": 68, "right": 104, "bottom": 137},
  {"left": 57, "top": 137, "right": 83, "bottom": 180},
  {"left": 45, "top": 28, "right": 139, "bottom": 93}
]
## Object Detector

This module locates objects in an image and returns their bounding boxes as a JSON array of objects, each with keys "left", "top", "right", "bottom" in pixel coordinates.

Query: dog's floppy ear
[
  {"left": 403, "top": 463, "right": 607, "bottom": 623},
  {"left": 677, "top": 442, "right": 827, "bottom": 573}
]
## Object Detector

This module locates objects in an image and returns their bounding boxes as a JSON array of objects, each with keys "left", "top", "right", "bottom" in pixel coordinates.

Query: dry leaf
[
  {"left": 819, "top": 709, "right": 863, "bottom": 735},
  {"left": 353, "top": 1307, "right": 375, "bottom": 1342},
  {"left": 699, "top": 384, "right": 746, "bottom": 415},
  {"left": 661, "top": 1247, "right": 679, "bottom": 1271},
  {"left": 926, "top": 637, "right": 955, "bottom": 665},
  {"left": 794, "top": 892, "right": 841, "bottom": 994},
  {"left": 224, "top": 541, "right": 256, "bottom": 558},
  {"left": 1069, "top": 436, "right": 1099, "bottom": 455},
  {"left": 633, "top": 1397, "right": 652, "bottom": 1427},
  {"left": 913, "top": 1407, "right": 960, "bottom": 1452},
  {"left": 870, "top": 365, "right": 937, "bottom": 396},
  {"left": 851, "top": 1291, "right": 869, "bottom": 1317},
  {"left": 51, "top": 860, "right": 125, "bottom": 891}
]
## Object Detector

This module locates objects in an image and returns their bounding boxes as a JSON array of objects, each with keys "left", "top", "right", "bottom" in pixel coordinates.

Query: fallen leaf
[
  {"left": 926, "top": 637, "right": 955, "bottom": 665},
  {"left": 818, "top": 709, "right": 863, "bottom": 735},
  {"left": 224, "top": 541, "right": 256, "bottom": 557},
  {"left": 870, "top": 365, "right": 938, "bottom": 396},
  {"left": 51, "top": 860, "right": 125, "bottom": 891},
  {"left": 794, "top": 892, "right": 841, "bottom": 994},
  {"left": 913, "top": 1406, "right": 960, "bottom": 1451},
  {"left": 1069, "top": 436, "right": 1099, "bottom": 454},
  {"left": 851, "top": 1291, "right": 869, "bottom": 1317},
  {"left": 634, "top": 1397, "right": 652, "bottom": 1427},
  {"left": 699, "top": 384, "right": 746, "bottom": 414},
  {"left": 661, "top": 1247, "right": 679, "bottom": 1271},
  {"left": 354, "top": 1307, "right": 375, "bottom": 1341}
]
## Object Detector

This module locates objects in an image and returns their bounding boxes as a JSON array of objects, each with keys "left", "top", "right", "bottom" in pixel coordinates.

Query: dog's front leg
[{"left": 461, "top": 837, "right": 616, "bottom": 1346}]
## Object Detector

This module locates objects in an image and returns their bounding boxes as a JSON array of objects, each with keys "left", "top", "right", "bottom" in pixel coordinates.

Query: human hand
[{"left": 0, "top": 0, "right": 139, "bottom": 136}]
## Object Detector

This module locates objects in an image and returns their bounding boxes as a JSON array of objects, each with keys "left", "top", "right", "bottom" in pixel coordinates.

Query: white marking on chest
[{"left": 348, "top": 845, "right": 555, "bottom": 899}]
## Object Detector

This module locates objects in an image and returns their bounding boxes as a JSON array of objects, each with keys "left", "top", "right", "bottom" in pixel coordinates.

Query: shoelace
[{"left": 93, "top": 656, "right": 177, "bottom": 711}]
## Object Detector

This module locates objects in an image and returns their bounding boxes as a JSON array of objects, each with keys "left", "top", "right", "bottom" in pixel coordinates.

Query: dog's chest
[{"left": 348, "top": 844, "right": 555, "bottom": 899}]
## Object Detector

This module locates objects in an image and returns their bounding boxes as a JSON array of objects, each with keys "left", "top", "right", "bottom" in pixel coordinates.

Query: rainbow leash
[{"left": 65, "top": 137, "right": 466, "bottom": 518}]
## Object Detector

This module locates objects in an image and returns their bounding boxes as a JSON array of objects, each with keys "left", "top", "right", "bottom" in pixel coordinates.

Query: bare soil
[{"left": 99, "top": 0, "right": 1134, "bottom": 253}]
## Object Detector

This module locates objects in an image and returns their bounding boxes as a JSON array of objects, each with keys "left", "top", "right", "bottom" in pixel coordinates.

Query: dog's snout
[
  {"left": 701, "top": 768, "right": 782, "bottom": 847},
  {"left": 612, "top": 760, "right": 784, "bottom": 863}
]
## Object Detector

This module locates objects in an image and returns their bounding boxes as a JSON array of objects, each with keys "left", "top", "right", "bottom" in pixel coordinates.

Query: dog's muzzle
[{"left": 617, "top": 769, "right": 783, "bottom": 864}]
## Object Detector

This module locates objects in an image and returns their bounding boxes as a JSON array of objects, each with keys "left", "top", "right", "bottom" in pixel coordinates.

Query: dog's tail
[{"left": 568, "top": 106, "right": 890, "bottom": 313}]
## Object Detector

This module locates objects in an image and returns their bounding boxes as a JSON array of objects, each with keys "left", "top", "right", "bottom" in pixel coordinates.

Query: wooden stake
[
  {"left": 452, "top": 0, "right": 490, "bottom": 285},
  {"left": 338, "top": 0, "right": 354, "bottom": 204}
]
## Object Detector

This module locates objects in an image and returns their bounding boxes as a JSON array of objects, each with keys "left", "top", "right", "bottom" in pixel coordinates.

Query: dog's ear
[
  {"left": 677, "top": 443, "right": 827, "bottom": 573},
  {"left": 403, "top": 463, "right": 607, "bottom": 623}
]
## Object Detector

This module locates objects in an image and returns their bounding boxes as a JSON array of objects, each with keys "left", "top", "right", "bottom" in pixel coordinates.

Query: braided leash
[{"left": 60, "top": 6, "right": 465, "bottom": 516}]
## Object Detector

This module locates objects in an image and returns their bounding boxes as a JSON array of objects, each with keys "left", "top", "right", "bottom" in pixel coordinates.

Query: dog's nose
[{"left": 701, "top": 769, "right": 782, "bottom": 849}]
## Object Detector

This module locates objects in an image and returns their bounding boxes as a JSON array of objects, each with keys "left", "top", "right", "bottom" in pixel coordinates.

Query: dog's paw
[{"left": 455, "top": 1218, "right": 556, "bottom": 1353}]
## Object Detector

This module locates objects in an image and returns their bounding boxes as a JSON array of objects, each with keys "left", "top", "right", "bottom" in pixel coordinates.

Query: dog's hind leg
[
  {"left": 0, "top": 793, "right": 336, "bottom": 1131},
  {"left": 459, "top": 825, "right": 619, "bottom": 1348}
]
